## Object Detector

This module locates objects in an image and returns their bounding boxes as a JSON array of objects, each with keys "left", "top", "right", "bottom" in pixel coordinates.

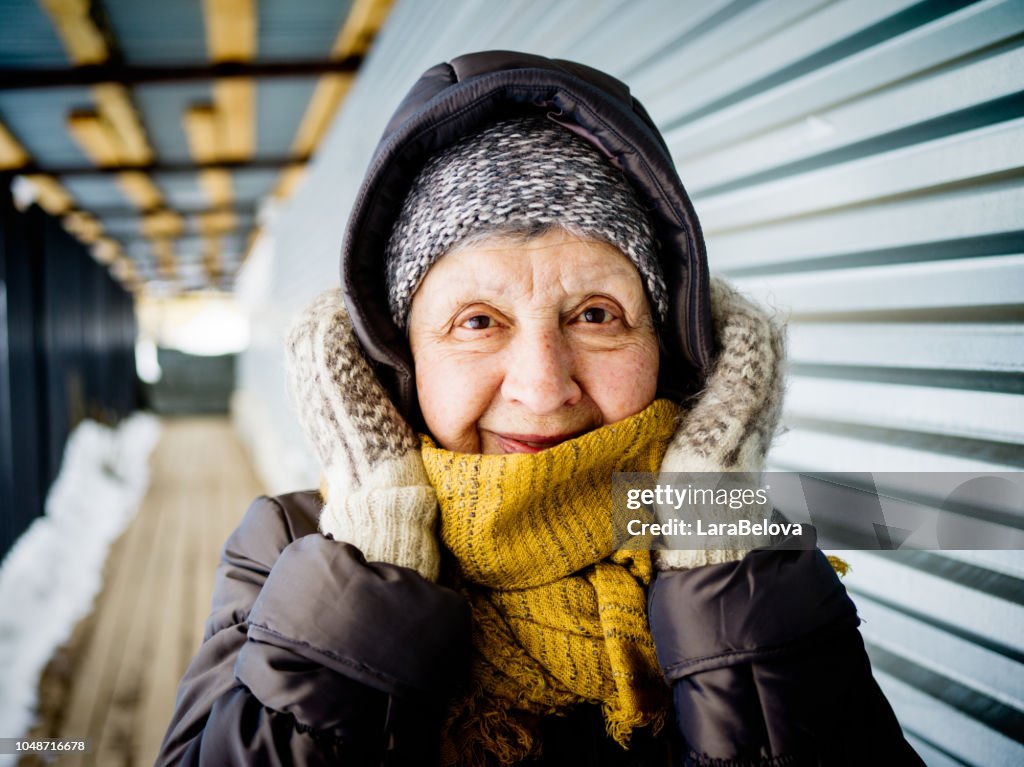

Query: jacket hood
[{"left": 341, "top": 50, "right": 715, "bottom": 427}]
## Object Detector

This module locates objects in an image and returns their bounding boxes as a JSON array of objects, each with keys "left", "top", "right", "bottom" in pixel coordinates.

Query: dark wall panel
[
  {"left": 0, "top": 191, "right": 139, "bottom": 558},
  {"left": 0, "top": 192, "right": 46, "bottom": 553}
]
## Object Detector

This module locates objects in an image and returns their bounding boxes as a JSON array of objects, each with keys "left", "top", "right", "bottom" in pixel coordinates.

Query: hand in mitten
[
  {"left": 654, "top": 278, "right": 788, "bottom": 571},
  {"left": 285, "top": 289, "right": 440, "bottom": 581}
]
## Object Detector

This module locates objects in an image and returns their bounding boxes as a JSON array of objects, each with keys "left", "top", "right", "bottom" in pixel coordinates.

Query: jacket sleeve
[
  {"left": 648, "top": 531, "right": 925, "bottom": 767},
  {"left": 155, "top": 494, "right": 470, "bottom": 766}
]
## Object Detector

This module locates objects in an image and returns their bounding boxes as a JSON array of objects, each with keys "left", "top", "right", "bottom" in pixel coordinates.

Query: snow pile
[{"left": 0, "top": 412, "right": 162, "bottom": 752}]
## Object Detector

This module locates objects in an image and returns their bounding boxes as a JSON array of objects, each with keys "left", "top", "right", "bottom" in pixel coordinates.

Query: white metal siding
[{"left": 235, "top": 2, "right": 1024, "bottom": 762}]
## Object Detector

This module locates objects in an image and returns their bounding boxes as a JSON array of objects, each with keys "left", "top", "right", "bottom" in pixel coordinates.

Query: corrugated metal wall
[
  {"left": 235, "top": 1, "right": 1024, "bottom": 763},
  {"left": 0, "top": 191, "right": 139, "bottom": 558}
]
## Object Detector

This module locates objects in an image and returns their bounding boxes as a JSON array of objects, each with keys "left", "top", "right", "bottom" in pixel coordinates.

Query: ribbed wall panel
[{"left": 235, "top": 2, "right": 1024, "bottom": 762}]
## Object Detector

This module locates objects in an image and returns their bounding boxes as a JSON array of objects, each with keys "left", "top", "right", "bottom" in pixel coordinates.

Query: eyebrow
[{"left": 453, "top": 264, "right": 641, "bottom": 296}]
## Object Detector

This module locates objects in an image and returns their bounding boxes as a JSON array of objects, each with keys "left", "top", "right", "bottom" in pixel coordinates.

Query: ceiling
[{"left": 0, "top": 0, "right": 393, "bottom": 296}]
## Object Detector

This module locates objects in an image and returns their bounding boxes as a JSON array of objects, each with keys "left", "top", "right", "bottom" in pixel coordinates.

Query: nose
[{"left": 501, "top": 325, "right": 582, "bottom": 414}]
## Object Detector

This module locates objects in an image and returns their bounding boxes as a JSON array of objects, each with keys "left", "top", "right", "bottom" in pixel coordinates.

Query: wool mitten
[
  {"left": 285, "top": 289, "right": 440, "bottom": 581},
  {"left": 654, "top": 278, "right": 788, "bottom": 570}
]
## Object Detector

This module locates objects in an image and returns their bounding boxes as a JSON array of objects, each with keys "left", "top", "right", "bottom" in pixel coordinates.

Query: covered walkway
[{"left": 21, "top": 418, "right": 263, "bottom": 767}]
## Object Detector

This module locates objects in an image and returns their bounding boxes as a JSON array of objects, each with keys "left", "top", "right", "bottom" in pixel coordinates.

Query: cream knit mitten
[
  {"left": 654, "top": 277, "right": 788, "bottom": 571},
  {"left": 285, "top": 290, "right": 440, "bottom": 581}
]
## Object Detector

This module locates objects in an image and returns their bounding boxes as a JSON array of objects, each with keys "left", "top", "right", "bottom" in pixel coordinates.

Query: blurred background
[{"left": 0, "top": 0, "right": 1021, "bottom": 765}]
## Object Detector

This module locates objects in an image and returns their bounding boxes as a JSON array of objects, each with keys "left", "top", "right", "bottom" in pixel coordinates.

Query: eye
[
  {"left": 461, "top": 314, "right": 493, "bottom": 330},
  {"left": 579, "top": 307, "right": 614, "bottom": 324}
]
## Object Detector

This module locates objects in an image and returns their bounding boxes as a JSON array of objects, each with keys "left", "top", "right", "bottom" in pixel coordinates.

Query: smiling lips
[{"left": 493, "top": 430, "right": 588, "bottom": 454}]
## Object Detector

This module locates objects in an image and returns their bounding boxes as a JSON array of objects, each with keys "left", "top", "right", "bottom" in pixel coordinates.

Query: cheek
[
  {"left": 414, "top": 350, "right": 501, "bottom": 451},
  {"left": 577, "top": 344, "right": 660, "bottom": 423}
]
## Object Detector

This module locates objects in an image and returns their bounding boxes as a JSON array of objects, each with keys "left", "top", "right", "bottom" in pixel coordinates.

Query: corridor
[{"left": 20, "top": 418, "right": 264, "bottom": 767}]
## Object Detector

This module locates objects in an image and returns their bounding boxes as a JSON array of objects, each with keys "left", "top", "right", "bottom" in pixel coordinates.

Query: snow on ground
[{"left": 0, "top": 413, "right": 161, "bottom": 757}]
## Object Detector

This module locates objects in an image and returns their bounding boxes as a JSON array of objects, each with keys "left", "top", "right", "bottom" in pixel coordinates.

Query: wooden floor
[{"left": 21, "top": 417, "right": 265, "bottom": 767}]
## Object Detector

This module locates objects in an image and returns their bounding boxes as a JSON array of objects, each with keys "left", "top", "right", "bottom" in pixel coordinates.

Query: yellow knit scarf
[{"left": 420, "top": 399, "right": 681, "bottom": 766}]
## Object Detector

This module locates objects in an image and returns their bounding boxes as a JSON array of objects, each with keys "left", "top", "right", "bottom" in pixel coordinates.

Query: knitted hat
[{"left": 384, "top": 116, "right": 668, "bottom": 329}]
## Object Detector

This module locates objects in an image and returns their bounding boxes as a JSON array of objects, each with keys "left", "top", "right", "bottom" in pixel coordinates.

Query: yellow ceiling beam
[
  {"left": 22, "top": 175, "right": 138, "bottom": 293},
  {"left": 202, "top": 0, "right": 255, "bottom": 61},
  {"left": 182, "top": 106, "right": 219, "bottom": 163},
  {"left": 288, "top": 73, "right": 352, "bottom": 159},
  {"left": 41, "top": 0, "right": 154, "bottom": 169},
  {"left": 91, "top": 236, "right": 121, "bottom": 265},
  {"left": 68, "top": 98, "right": 153, "bottom": 168},
  {"left": 0, "top": 121, "right": 78, "bottom": 220},
  {"left": 184, "top": 105, "right": 234, "bottom": 208},
  {"left": 40, "top": 0, "right": 171, "bottom": 292},
  {"left": 0, "top": 122, "right": 30, "bottom": 169},
  {"left": 23, "top": 175, "right": 75, "bottom": 216},
  {"left": 67, "top": 110, "right": 121, "bottom": 165},
  {"left": 201, "top": 236, "right": 223, "bottom": 284},
  {"left": 286, "top": 0, "right": 387, "bottom": 157},
  {"left": 92, "top": 83, "right": 153, "bottom": 165},
  {"left": 203, "top": 0, "right": 255, "bottom": 161},
  {"left": 140, "top": 210, "right": 185, "bottom": 240},
  {"left": 331, "top": 0, "right": 394, "bottom": 58},
  {"left": 197, "top": 209, "right": 238, "bottom": 285},
  {"left": 198, "top": 209, "right": 237, "bottom": 235},
  {"left": 110, "top": 255, "right": 140, "bottom": 287},
  {"left": 68, "top": 112, "right": 164, "bottom": 210},
  {"left": 4, "top": 97, "right": 132, "bottom": 291},
  {"left": 42, "top": 1, "right": 153, "bottom": 166},
  {"left": 198, "top": 0, "right": 254, "bottom": 288},
  {"left": 273, "top": 0, "right": 394, "bottom": 199},
  {"left": 272, "top": 165, "right": 307, "bottom": 200},
  {"left": 38, "top": 0, "right": 107, "bottom": 65},
  {"left": 151, "top": 238, "right": 178, "bottom": 282},
  {"left": 116, "top": 171, "right": 163, "bottom": 210},
  {"left": 199, "top": 169, "right": 233, "bottom": 208},
  {"left": 63, "top": 210, "right": 103, "bottom": 243},
  {"left": 213, "top": 80, "right": 254, "bottom": 160}
]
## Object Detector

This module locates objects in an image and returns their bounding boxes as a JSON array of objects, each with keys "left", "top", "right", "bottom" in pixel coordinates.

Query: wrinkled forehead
[{"left": 416, "top": 231, "right": 649, "bottom": 308}]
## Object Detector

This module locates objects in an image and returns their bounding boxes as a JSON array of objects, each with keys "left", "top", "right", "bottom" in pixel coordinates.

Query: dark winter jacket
[
  {"left": 155, "top": 492, "right": 922, "bottom": 766},
  {"left": 156, "top": 51, "right": 925, "bottom": 766}
]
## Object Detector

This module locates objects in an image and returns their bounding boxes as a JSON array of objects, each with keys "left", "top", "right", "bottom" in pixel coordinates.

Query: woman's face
[{"left": 408, "top": 229, "right": 660, "bottom": 454}]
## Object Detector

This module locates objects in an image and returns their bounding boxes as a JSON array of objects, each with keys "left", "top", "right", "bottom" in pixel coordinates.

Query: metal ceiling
[{"left": 0, "top": 0, "right": 392, "bottom": 295}]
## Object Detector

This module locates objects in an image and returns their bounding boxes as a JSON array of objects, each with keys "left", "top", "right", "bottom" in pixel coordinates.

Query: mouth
[{"left": 491, "top": 429, "right": 590, "bottom": 454}]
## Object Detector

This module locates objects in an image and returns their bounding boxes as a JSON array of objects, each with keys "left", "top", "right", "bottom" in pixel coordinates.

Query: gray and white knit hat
[{"left": 384, "top": 116, "right": 668, "bottom": 329}]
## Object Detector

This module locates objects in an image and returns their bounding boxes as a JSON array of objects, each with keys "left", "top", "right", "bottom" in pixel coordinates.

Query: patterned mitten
[
  {"left": 285, "top": 289, "right": 440, "bottom": 581},
  {"left": 654, "top": 277, "right": 788, "bottom": 570}
]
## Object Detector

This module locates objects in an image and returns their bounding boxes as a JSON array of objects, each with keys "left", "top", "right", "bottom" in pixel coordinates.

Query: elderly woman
[{"left": 157, "top": 52, "right": 923, "bottom": 766}]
